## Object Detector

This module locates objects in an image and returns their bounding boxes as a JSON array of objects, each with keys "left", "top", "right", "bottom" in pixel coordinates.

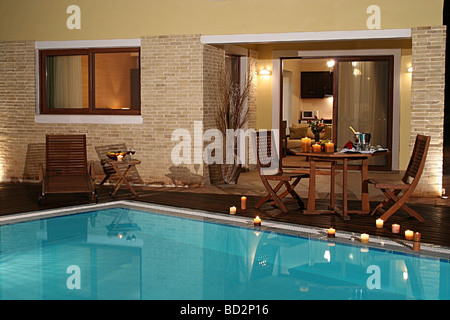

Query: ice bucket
[
  {"left": 357, "top": 133, "right": 371, "bottom": 145},
  {"left": 356, "top": 133, "right": 371, "bottom": 151}
]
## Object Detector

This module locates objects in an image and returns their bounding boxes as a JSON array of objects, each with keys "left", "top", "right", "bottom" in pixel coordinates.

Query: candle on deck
[
  {"left": 405, "top": 229, "right": 414, "bottom": 241},
  {"left": 325, "top": 141, "right": 335, "bottom": 153},
  {"left": 241, "top": 196, "right": 247, "bottom": 210},
  {"left": 376, "top": 219, "right": 384, "bottom": 228},
  {"left": 117, "top": 154, "right": 124, "bottom": 161},
  {"left": 254, "top": 216, "right": 261, "bottom": 227},
  {"left": 312, "top": 143, "right": 321, "bottom": 153},
  {"left": 413, "top": 233, "right": 421, "bottom": 251},
  {"left": 229, "top": 206, "right": 237, "bottom": 215},
  {"left": 301, "top": 137, "right": 311, "bottom": 152},
  {"left": 327, "top": 228, "right": 336, "bottom": 238},
  {"left": 391, "top": 224, "right": 400, "bottom": 233},
  {"left": 361, "top": 233, "right": 370, "bottom": 244}
]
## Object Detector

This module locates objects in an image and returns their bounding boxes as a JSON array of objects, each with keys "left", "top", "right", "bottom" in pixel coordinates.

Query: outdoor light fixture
[
  {"left": 259, "top": 67, "right": 272, "bottom": 76},
  {"left": 408, "top": 66, "right": 413, "bottom": 73},
  {"left": 327, "top": 59, "right": 335, "bottom": 72},
  {"left": 442, "top": 188, "right": 448, "bottom": 199}
]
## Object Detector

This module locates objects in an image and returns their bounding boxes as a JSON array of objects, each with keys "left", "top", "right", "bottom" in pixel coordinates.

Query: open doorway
[
  {"left": 281, "top": 55, "right": 393, "bottom": 171},
  {"left": 281, "top": 58, "right": 334, "bottom": 160}
]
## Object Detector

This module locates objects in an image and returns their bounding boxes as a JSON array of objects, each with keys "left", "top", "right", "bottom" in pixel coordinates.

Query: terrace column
[{"left": 411, "top": 26, "right": 446, "bottom": 197}]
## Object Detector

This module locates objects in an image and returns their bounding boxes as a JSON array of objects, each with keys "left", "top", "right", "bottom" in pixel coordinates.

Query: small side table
[{"left": 105, "top": 158, "right": 141, "bottom": 197}]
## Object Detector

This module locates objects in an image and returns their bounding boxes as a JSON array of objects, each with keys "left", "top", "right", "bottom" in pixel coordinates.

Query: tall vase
[
  {"left": 221, "top": 162, "right": 241, "bottom": 184},
  {"left": 314, "top": 132, "right": 320, "bottom": 142}
]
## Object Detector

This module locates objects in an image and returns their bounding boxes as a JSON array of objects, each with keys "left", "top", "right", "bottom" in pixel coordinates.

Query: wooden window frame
[{"left": 39, "top": 47, "right": 140, "bottom": 115}]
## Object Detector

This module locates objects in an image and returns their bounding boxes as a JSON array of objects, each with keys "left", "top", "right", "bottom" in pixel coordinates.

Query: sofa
[{"left": 286, "top": 123, "right": 332, "bottom": 149}]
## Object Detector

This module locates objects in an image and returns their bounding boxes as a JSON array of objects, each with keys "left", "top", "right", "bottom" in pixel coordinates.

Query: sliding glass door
[{"left": 335, "top": 57, "right": 393, "bottom": 170}]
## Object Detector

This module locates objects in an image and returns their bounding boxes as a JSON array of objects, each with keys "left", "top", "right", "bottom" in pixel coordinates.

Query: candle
[
  {"left": 405, "top": 229, "right": 414, "bottom": 241},
  {"left": 376, "top": 219, "right": 384, "bottom": 228},
  {"left": 229, "top": 206, "right": 236, "bottom": 215},
  {"left": 361, "top": 233, "right": 369, "bottom": 244},
  {"left": 413, "top": 241, "right": 421, "bottom": 252},
  {"left": 254, "top": 216, "right": 261, "bottom": 227},
  {"left": 241, "top": 196, "right": 247, "bottom": 210},
  {"left": 312, "top": 143, "right": 321, "bottom": 153},
  {"left": 327, "top": 228, "right": 336, "bottom": 238},
  {"left": 413, "top": 232, "right": 421, "bottom": 242},
  {"left": 301, "top": 137, "right": 311, "bottom": 152},
  {"left": 117, "top": 154, "right": 124, "bottom": 161},
  {"left": 325, "top": 141, "right": 335, "bottom": 153},
  {"left": 391, "top": 224, "right": 400, "bottom": 233}
]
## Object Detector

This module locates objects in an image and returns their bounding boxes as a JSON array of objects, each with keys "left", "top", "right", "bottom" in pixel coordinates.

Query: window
[{"left": 39, "top": 47, "right": 140, "bottom": 115}]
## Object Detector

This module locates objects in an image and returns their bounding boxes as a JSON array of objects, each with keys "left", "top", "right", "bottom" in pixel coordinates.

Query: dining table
[{"left": 289, "top": 149, "right": 390, "bottom": 220}]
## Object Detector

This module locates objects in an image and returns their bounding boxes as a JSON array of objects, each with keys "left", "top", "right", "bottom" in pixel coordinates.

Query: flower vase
[{"left": 314, "top": 133, "right": 320, "bottom": 142}]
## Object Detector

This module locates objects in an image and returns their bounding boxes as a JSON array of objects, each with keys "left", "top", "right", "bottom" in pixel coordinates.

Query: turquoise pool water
[{"left": 0, "top": 205, "right": 449, "bottom": 300}]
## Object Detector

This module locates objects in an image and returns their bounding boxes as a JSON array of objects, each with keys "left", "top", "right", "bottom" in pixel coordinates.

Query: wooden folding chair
[
  {"left": 369, "top": 134, "right": 430, "bottom": 222},
  {"left": 39, "top": 135, "right": 97, "bottom": 204},
  {"left": 253, "top": 130, "right": 309, "bottom": 212}
]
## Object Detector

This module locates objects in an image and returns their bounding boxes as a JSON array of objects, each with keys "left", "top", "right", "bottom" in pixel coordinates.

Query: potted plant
[{"left": 214, "top": 70, "right": 254, "bottom": 184}]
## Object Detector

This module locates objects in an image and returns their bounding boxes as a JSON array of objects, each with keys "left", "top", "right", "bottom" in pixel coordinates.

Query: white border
[
  {"left": 201, "top": 29, "right": 411, "bottom": 45},
  {"left": 34, "top": 114, "right": 143, "bottom": 124},
  {"left": 35, "top": 38, "right": 141, "bottom": 50}
]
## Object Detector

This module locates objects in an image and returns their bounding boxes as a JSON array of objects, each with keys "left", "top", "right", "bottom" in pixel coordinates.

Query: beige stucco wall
[{"left": 0, "top": 0, "right": 444, "bottom": 41}]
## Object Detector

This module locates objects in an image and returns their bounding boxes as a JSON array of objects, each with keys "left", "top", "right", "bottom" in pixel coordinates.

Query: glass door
[{"left": 335, "top": 57, "right": 393, "bottom": 170}]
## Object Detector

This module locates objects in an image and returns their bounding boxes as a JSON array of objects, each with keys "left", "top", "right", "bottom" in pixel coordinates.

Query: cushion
[
  {"left": 289, "top": 126, "right": 309, "bottom": 139},
  {"left": 289, "top": 123, "right": 332, "bottom": 140},
  {"left": 322, "top": 125, "right": 332, "bottom": 140},
  {"left": 286, "top": 138, "right": 302, "bottom": 149}
]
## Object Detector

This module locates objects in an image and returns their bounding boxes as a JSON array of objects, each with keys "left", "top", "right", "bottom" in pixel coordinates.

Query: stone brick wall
[
  {"left": 0, "top": 35, "right": 248, "bottom": 187},
  {"left": 0, "top": 40, "right": 37, "bottom": 181},
  {"left": 140, "top": 34, "right": 206, "bottom": 186},
  {"left": 411, "top": 26, "right": 446, "bottom": 196},
  {"left": 201, "top": 44, "right": 225, "bottom": 184}
]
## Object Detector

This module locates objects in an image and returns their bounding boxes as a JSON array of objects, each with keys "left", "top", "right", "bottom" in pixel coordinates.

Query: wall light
[
  {"left": 408, "top": 66, "right": 413, "bottom": 73},
  {"left": 258, "top": 67, "right": 272, "bottom": 76},
  {"left": 327, "top": 60, "right": 335, "bottom": 72}
]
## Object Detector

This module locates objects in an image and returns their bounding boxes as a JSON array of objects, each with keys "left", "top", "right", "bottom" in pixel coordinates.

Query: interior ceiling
[{"left": 218, "top": 38, "right": 412, "bottom": 57}]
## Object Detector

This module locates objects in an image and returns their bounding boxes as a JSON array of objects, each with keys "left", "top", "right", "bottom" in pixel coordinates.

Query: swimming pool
[{"left": 0, "top": 201, "right": 449, "bottom": 300}]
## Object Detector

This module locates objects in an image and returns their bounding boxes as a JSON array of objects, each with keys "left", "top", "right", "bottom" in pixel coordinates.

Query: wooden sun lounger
[{"left": 39, "top": 134, "right": 97, "bottom": 204}]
